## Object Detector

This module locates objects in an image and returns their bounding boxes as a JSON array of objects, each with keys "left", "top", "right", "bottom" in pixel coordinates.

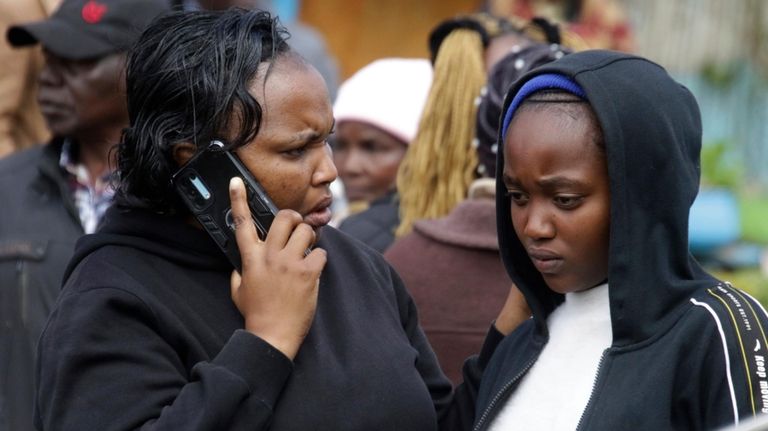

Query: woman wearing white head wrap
[{"left": 332, "top": 58, "right": 432, "bottom": 252}]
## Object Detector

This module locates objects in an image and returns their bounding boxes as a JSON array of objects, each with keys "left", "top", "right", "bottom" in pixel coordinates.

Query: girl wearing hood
[{"left": 467, "top": 50, "right": 768, "bottom": 430}]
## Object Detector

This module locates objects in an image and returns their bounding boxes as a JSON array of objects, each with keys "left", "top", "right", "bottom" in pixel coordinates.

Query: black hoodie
[
  {"left": 34, "top": 205, "right": 457, "bottom": 430},
  {"left": 469, "top": 50, "right": 768, "bottom": 430}
]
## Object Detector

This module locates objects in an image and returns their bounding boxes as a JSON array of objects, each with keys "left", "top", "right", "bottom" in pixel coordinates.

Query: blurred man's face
[{"left": 37, "top": 51, "right": 128, "bottom": 140}]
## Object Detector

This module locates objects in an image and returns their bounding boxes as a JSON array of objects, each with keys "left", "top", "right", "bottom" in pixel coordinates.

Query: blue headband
[{"left": 500, "top": 73, "right": 587, "bottom": 139}]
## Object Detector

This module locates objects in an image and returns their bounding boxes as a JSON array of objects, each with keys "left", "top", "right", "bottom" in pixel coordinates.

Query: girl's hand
[{"left": 494, "top": 284, "right": 531, "bottom": 336}]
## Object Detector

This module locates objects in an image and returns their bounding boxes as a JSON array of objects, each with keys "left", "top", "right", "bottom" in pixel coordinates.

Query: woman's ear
[{"left": 172, "top": 142, "right": 197, "bottom": 167}]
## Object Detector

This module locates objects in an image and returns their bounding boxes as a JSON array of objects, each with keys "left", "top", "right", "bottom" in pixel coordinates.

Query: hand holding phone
[
  {"left": 172, "top": 141, "right": 279, "bottom": 271},
  {"left": 228, "top": 177, "right": 327, "bottom": 359}
]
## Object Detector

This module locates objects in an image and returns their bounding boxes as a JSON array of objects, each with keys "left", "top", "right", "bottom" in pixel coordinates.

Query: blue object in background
[
  {"left": 274, "top": 0, "right": 299, "bottom": 23},
  {"left": 689, "top": 188, "right": 741, "bottom": 255}
]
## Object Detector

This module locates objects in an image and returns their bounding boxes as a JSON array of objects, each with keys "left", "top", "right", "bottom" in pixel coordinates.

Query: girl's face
[
  {"left": 331, "top": 121, "right": 407, "bottom": 203},
  {"left": 502, "top": 105, "right": 610, "bottom": 294},
  {"left": 235, "top": 57, "right": 337, "bottom": 230}
]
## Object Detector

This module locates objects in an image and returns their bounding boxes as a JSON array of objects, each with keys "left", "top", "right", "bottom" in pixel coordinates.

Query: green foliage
[
  {"left": 740, "top": 194, "right": 768, "bottom": 244},
  {"left": 700, "top": 140, "right": 742, "bottom": 189},
  {"left": 700, "top": 61, "right": 741, "bottom": 89},
  {"left": 711, "top": 268, "right": 768, "bottom": 306}
]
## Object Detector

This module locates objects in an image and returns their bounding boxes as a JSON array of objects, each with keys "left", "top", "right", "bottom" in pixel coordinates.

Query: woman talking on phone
[{"left": 33, "top": 9, "right": 527, "bottom": 431}]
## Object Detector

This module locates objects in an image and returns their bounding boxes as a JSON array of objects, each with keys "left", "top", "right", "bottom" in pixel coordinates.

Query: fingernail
[{"left": 229, "top": 177, "right": 242, "bottom": 191}]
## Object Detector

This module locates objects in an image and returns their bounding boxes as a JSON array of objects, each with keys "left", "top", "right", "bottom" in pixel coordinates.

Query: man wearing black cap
[{"left": 0, "top": 1, "right": 168, "bottom": 430}]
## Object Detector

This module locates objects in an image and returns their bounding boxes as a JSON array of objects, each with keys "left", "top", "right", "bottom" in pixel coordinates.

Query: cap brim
[
  {"left": 7, "top": 24, "right": 40, "bottom": 47},
  {"left": 7, "top": 19, "right": 117, "bottom": 60}
]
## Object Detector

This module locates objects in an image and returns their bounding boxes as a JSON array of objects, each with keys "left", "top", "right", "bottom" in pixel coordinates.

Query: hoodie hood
[
  {"left": 64, "top": 205, "right": 231, "bottom": 283},
  {"left": 495, "top": 50, "right": 717, "bottom": 346}
]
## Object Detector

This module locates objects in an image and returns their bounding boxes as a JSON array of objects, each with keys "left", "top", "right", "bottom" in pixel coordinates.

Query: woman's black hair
[
  {"left": 115, "top": 8, "right": 291, "bottom": 213},
  {"left": 515, "top": 89, "right": 605, "bottom": 153}
]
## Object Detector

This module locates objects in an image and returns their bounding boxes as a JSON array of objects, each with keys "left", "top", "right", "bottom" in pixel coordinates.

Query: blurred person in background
[
  {"left": 386, "top": 16, "right": 571, "bottom": 383},
  {"left": 332, "top": 58, "right": 432, "bottom": 252},
  {"left": 0, "top": 0, "right": 60, "bottom": 158},
  {"left": 0, "top": 0, "right": 168, "bottom": 429},
  {"left": 486, "top": 0, "right": 635, "bottom": 52}
]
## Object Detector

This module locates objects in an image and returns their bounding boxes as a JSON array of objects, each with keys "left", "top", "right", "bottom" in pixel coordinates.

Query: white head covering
[{"left": 333, "top": 58, "right": 433, "bottom": 144}]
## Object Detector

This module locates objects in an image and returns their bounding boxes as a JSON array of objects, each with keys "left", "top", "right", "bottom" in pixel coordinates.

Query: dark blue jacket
[
  {"left": 0, "top": 140, "right": 83, "bottom": 431},
  {"left": 338, "top": 191, "right": 400, "bottom": 253}
]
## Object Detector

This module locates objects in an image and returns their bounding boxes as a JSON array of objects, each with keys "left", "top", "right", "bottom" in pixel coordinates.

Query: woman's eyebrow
[
  {"left": 289, "top": 120, "right": 335, "bottom": 145},
  {"left": 502, "top": 173, "right": 520, "bottom": 187},
  {"left": 537, "top": 176, "right": 586, "bottom": 190},
  {"left": 290, "top": 130, "right": 322, "bottom": 145}
]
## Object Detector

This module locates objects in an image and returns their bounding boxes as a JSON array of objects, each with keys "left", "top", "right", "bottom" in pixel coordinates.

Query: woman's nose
[
  {"left": 523, "top": 204, "right": 555, "bottom": 241},
  {"left": 314, "top": 144, "right": 339, "bottom": 186}
]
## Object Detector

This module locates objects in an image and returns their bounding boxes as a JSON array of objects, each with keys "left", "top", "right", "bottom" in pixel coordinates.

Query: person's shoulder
[
  {"left": 55, "top": 243, "right": 172, "bottom": 325},
  {"left": 337, "top": 212, "right": 377, "bottom": 236},
  {"left": 320, "top": 226, "right": 394, "bottom": 276},
  {"left": 320, "top": 225, "right": 381, "bottom": 258},
  {"left": 684, "top": 281, "right": 768, "bottom": 423},
  {"left": 0, "top": 145, "right": 44, "bottom": 178},
  {"left": 63, "top": 242, "right": 152, "bottom": 294},
  {"left": 383, "top": 230, "right": 424, "bottom": 260},
  {"left": 340, "top": 202, "right": 398, "bottom": 230},
  {"left": 0, "top": 146, "right": 47, "bottom": 205},
  {"left": 337, "top": 200, "right": 399, "bottom": 248},
  {"left": 685, "top": 281, "right": 768, "bottom": 357},
  {"left": 687, "top": 281, "right": 767, "bottom": 322}
]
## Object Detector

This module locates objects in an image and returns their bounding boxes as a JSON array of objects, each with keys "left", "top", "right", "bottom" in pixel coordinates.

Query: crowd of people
[{"left": 1, "top": 1, "right": 767, "bottom": 430}]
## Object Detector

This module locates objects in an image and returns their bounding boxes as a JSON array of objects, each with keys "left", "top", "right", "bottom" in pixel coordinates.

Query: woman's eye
[
  {"left": 554, "top": 195, "right": 582, "bottom": 209},
  {"left": 284, "top": 146, "right": 307, "bottom": 158},
  {"left": 361, "top": 141, "right": 378, "bottom": 153},
  {"left": 507, "top": 191, "right": 528, "bottom": 205}
]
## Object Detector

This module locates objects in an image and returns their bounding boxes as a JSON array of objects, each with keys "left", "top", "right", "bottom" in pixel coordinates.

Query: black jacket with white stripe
[{"left": 467, "top": 50, "right": 768, "bottom": 431}]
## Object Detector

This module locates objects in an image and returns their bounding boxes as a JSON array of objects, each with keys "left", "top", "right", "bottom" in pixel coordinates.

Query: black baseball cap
[{"left": 7, "top": 0, "right": 169, "bottom": 60}]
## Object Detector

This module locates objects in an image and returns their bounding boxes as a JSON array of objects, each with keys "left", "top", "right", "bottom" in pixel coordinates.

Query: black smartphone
[{"left": 172, "top": 141, "right": 278, "bottom": 271}]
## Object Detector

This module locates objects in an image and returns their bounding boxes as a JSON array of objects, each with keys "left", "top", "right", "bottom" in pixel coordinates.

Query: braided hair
[
  {"left": 396, "top": 15, "right": 575, "bottom": 236},
  {"left": 396, "top": 13, "right": 514, "bottom": 237}
]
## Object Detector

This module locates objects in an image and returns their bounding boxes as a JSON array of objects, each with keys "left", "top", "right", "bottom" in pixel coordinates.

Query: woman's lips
[
  {"left": 527, "top": 248, "right": 564, "bottom": 274},
  {"left": 303, "top": 197, "right": 333, "bottom": 229},
  {"left": 303, "top": 206, "right": 332, "bottom": 229}
]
